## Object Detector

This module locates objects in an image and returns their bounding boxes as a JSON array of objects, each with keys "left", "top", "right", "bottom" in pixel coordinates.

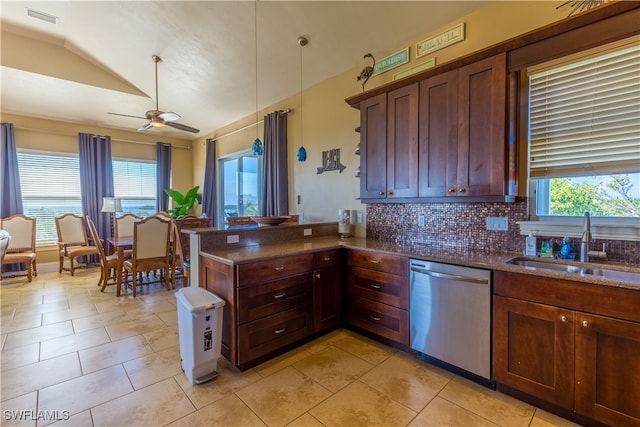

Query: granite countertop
[{"left": 200, "top": 236, "right": 640, "bottom": 291}]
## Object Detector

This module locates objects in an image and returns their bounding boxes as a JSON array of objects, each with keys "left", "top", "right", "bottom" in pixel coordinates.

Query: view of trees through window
[{"left": 536, "top": 173, "right": 640, "bottom": 217}]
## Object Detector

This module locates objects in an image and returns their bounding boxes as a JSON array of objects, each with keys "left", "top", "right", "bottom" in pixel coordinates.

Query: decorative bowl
[{"left": 250, "top": 216, "right": 291, "bottom": 226}]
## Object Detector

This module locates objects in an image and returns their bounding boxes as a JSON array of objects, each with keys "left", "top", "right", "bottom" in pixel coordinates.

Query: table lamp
[{"left": 101, "top": 197, "right": 122, "bottom": 235}]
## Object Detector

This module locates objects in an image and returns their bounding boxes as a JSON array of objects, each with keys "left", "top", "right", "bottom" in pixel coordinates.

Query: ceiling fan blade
[
  {"left": 158, "top": 112, "right": 180, "bottom": 122},
  {"left": 164, "top": 121, "right": 200, "bottom": 133},
  {"left": 138, "top": 122, "right": 153, "bottom": 132},
  {"left": 108, "top": 112, "right": 147, "bottom": 120}
]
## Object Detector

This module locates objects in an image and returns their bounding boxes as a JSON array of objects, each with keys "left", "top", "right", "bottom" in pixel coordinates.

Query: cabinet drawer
[
  {"left": 237, "top": 273, "right": 312, "bottom": 323},
  {"left": 347, "top": 250, "right": 408, "bottom": 276},
  {"left": 346, "top": 295, "right": 409, "bottom": 345},
  {"left": 313, "top": 249, "right": 342, "bottom": 269},
  {"left": 237, "top": 253, "right": 313, "bottom": 286},
  {"left": 347, "top": 266, "right": 408, "bottom": 309},
  {"left": 238, "top": 305, "right": 313, "bottom": 365}
]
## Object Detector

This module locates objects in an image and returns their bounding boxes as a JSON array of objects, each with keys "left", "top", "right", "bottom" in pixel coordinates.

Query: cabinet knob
[
  {"left": 458, "top": 187, "right": 467, "bottom": 193},
  {"left": 315, "top": 273, "right": 321, "bottom": 279},
  {"left": 379, "top": 191, "right": 385, "bottom": 196},
  {"left": 560, "top": 315, "right": 567, "bottom": 322},
  {"left": 387, "top": 190, "right": 394, "bottom": 196},
  {"left": 448, "top": 187, "right": 456, "bottom": 193},
  {"left": 582, "top": 320, "right": 589, "bottom": 327}
]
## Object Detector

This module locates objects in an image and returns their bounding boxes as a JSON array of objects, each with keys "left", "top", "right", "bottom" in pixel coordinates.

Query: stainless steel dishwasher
[{"left": 410, "top": 259, "right": 492, "bottom": 383}]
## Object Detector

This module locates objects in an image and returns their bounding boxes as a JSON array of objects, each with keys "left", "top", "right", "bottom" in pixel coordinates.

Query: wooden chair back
[
  {"left": 2, "top": 213, "right": 36, "bottom": 253},
  {"left": 133, "top": 216, "right": 171, "bottom": 261},
  {"left": 114, "top": 213, "right": 142, "bottom": 238},
  {"left": 55, "top": 213, "right": 90, "bottom": 246}
]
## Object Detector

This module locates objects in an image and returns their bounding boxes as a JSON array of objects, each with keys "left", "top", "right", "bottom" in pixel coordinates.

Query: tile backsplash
[{"left": 366, "top": 202, "right": 639, "bottom": 265}]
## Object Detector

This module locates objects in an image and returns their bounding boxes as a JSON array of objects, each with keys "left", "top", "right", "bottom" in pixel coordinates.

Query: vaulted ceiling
[{"left": 1, "top": 1, "right": 491, "bottom": 139}]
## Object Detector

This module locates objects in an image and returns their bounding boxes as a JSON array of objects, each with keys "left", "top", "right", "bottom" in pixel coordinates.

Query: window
[
  {"left": 218, "top": 150, "right": 261, "bottom": 226},
  {"left": 528, "top": 40, "right": 640, "bottom": 219},
  {"left": 17, "top": 151, "right": 82, "bottom": 243},
  {"left": 112, "top": 159, "right": 157, "bottom": 217}
]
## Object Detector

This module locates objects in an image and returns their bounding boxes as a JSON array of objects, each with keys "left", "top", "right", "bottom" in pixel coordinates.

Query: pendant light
[
  {"left": 251, "top": 0, "right": 263, "bottom": 156},
  {"left": 296, "top": 36, "right": 308, "bottom": 162}
]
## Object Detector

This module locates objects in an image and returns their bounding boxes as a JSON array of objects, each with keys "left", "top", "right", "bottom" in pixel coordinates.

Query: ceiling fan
[{"left": 108, "top": 54, "right": 200, "bottom": 134}]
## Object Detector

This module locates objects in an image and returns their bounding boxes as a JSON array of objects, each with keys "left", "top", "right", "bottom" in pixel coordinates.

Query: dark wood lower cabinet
[{"left": 494, "top": 271, "right": 640, "bottom": 427}]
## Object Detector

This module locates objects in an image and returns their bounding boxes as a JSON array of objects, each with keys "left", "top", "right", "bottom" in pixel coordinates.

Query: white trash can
[{"left": 175, "top": 287, "right": 225, "bottom": 385}]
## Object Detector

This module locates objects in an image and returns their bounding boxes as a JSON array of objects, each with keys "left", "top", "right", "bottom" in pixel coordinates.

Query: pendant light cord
[
  {"left": 299, "top": 40, "right": 303, "bottom": 148},
  {"left": 254, "top": 0, "right": 259, "bottom": 141}
]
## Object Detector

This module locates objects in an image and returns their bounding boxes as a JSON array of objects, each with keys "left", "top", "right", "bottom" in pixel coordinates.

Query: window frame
[{"left": 523, "top": 37, "right": 640, "bottom": 227}]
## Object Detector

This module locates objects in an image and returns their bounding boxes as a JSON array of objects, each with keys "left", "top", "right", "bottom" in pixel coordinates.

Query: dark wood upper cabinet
[
  {"left": 387, "top": 83, "right": 419, "bottom": 198},
  {"left": 359, "top": 93, "right": 387, "bottom": 199},
  {"left": 357, "top": 53, "right": 507, "bottom": 202}
]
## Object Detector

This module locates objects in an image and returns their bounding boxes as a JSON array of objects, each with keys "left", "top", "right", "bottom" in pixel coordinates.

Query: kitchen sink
[{"left": 505, "top": 257, "right": 640, "bottom": 284}]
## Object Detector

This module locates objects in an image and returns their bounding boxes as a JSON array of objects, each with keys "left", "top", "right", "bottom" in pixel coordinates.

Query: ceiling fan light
[{"left": 150, "top": 118, "right": 164, "bottom": 127}]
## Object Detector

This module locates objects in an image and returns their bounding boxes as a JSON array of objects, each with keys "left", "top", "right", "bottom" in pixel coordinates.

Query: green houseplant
[{"left": 164, "top": 185, "right": 202, "bottom": 219}]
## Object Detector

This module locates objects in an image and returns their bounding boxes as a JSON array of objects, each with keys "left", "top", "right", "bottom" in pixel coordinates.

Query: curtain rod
[
  {"left": 13, "top": 125, "right": 191, "bottom": 149},
  {"left": 210, "top": 109, "right": 291, "bottom": 142}
]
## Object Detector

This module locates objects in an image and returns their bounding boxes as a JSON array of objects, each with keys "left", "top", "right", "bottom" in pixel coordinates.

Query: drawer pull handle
[
  {"left": 370, "top": 283, "right": 381, "bottom": 289},
  {"left": 274, "top": 328, "right": 286, "bottom": 334},
  {"left": 582, "top": 320, "right": 589, "bottom": 327},
  {"left": 370, "top": 315, "right": 381, "bottom": 321},
  {"left": 369, "top": 259, "right": 380, "bottom": 264},
  {"left": 323, "top": 256, "right": 332, "bottom": 261},
  {"left": 273, "top": 292, "right": 286, "bottom": 299},
  {"left": 459, "top": 187, "right": 467, "bottom": 193},
  {"left": 274, "top": 266, "right": 285, "bottom": 271}
]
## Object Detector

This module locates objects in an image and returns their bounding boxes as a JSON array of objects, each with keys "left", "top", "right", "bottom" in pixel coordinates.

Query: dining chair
[
  {"left": 123, "top": 215, "right": 171, "bottom": 297},
  {"left": 1, "top": 214, "right": 37, "bottom": 282},
  {"left": 0, "top": 230, "right": 10, "bottom": 262},
  {"left": 114, "top": 213, "right": 142, "bottom": 259},
  {"left": 86, "top": 216, "right": 119, "bottom": 292},
  {"left": 55, "top": 213, "right": 100, "bottom": 276}
]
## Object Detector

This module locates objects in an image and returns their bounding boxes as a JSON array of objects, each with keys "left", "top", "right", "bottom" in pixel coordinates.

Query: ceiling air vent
[{"left": 25, "top": 8, "right": 58, "bottom": 24}]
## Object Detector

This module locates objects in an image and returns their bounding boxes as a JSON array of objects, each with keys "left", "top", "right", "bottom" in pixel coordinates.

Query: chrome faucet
[{"left": 580, "top": 211, "right": 591, "bottom": 262}]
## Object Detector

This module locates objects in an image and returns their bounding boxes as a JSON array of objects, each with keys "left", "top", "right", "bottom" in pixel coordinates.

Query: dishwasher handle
[{"left": 411, "top": 265, "right": 489, "bottom": 285}]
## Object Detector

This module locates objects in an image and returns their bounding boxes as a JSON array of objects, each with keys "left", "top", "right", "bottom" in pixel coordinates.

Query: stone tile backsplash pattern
[{"left": 367, "top": 202, "right": 639, "bottom": 265}]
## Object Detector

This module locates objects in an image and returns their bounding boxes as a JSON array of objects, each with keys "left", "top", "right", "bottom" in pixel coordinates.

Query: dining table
[{"left": 106, "top": 236, "right": 132, "bottom": 297}]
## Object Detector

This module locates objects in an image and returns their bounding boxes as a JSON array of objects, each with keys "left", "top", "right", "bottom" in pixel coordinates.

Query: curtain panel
[
  {"left": 261, "top": 111, "right": 289, "bottom": 216},
  {"left": 78, "top": 133, "right": 114, "bottom": 250},
  {"left": 156, "top": 142, "right": 172, "bottom": 212},
  {"left": 1, "top": 123, "right": 24, "bottom": 218},
  {"left": 201, "top": 138, "right": 217, "bottom": 227}
]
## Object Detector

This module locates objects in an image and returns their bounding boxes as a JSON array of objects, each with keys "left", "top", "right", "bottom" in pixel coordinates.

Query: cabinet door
[
  {"left": 493, "top": 295, "right": 575, "bottom": 409},
  {"left": 313, "top": 266, "right": 343, "bottom": 332},
  {"left": 387, "top": 83, "right": 418, "bottom": 198},
  {"left": 418, "top": 69, "right": 458, "bottom": 197},
  {"left": 575, "top": 313, "right": 640, "bottom": 427},
  {"left": 360, "top": 93, "right": 387, "bottom": 199},
  {"left": 456, "top": 53, "right": 506, "bottom": 196}
]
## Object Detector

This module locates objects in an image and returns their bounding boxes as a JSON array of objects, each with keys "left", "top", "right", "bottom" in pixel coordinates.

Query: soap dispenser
[
  {"left": 525, "top": 232, "right": 537, "bottom": 256},
  {"left": 560, "top": 237, "right": 574, "bottom": 259}
]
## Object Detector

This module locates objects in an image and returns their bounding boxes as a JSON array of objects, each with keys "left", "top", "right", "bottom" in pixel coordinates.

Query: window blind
[
  {"left": 112, "top": 159, "right": 157, "bottom": 215},
  {"left": 17, "top": 152, "right": 82, "bottom": 243},
  {"left": 528, "top": 42, "right": 640, "bottom": 179}
]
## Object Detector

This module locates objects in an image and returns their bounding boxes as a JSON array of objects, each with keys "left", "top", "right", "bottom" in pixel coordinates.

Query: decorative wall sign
[
  {"left": 416, "top": 23, "right": 465, "bottom": 58},
  {"left": 393, "top": 58, "right": 436, "bottom": 80},
  {"left": 317, "top": 148, "right": 346, "bottom": 174},
  {"left": 372, "top": 48, "right": 410, "bottom": 76}
]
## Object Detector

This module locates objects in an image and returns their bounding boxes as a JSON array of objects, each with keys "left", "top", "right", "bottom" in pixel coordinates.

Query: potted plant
[{"left": 164, "top": 185, "right": 202, "bottom": 219}]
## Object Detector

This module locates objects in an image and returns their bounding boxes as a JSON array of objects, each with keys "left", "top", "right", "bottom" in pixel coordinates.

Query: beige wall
[{"left": 191, "top": 1, "right": 568, "bottom": 236}]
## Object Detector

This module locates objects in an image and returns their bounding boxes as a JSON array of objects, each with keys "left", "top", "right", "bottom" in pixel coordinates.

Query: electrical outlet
[
  {"left": 356, "top": 212, "right": 363, "bottom": 224},
  {"left": 418, "top": 214, "right": 425, "bottom": 227},
  {"left": 486, "top": 217, "right": 508, "bottom": 231},
  {"left": 304, "top": 228, "right": 312, "bottom": 236},
  {"left": 226, "top": 234, "right": 239, "bottom": 244}
]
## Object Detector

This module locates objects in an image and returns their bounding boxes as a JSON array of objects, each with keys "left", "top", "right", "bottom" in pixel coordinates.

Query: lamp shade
[{"left": 101, "top": 197, "right": 122, "bottom": 213}]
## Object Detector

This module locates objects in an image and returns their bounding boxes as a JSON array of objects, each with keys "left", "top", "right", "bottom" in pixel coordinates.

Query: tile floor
[{"left": 0, "top": 269, "right": 581, "bottom": 427}]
